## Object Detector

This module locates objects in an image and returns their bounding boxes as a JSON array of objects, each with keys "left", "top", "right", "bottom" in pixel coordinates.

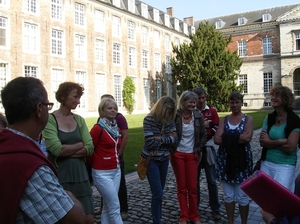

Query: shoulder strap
[{"left": 51, "top": 113, "right": 59, "bottom": 131}]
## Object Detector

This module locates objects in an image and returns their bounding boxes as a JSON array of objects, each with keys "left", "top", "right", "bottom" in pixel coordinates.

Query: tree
[
  {"left": 170, "top": 21, "right": 243, "bottom": 111},
  {"left": 122, "top": 76, "right": 136, "bottom": 114}
]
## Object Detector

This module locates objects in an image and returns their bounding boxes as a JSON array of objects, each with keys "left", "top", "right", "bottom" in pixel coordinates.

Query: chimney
[
  {"left": 166, "top": 7, "right": 173, "bottom": 17},
  {"left": 184, "top": 16, "right": 194, "bottom": 26}
]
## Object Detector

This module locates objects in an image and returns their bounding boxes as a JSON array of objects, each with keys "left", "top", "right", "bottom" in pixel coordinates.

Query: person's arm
[
  {"left": 143, "top": 116, "right": 164, "bottom": 151},
  {"left": 277, "top": 130, "right": 300, "bottom": 154},
  {"left": 214, "top": 117, "right": 225, "bottom": 145},
  {"left": 210, "top": 107, "right": 219, "bottom": 135},
  {"left": 118, "top": 129, "right": 128, "bottom": 155},
  {"left": 20, "top": 166, "right": 86, "bottom": 224},
  {"left": 239, "top": 115, "right": 253, "bottom": 143},
  {"left": 71, "top": 114, "right": 94, "bottom": 157}
]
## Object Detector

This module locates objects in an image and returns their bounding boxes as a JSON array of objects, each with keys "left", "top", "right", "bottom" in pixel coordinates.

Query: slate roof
[{"left": 194, "top": 3, "right": 300, "bottom": 29}]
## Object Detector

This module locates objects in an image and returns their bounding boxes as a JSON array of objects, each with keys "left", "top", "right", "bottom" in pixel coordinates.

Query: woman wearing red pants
[{"left": 171, "top": 91, "right": 206, "bottom": 224}]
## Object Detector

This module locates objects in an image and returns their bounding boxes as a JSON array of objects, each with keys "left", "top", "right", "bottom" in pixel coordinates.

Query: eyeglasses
[{"left": 41, "top": 102, "right": 54, "bottom": 110}]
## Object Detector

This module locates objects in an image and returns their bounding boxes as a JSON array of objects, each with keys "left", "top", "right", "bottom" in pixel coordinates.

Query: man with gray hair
[
  {"left": 0, "top": 77, "right": 86, "bottom": 223},
  {"left": 193, "top": 86, "right": 221, "bottom": 220}
]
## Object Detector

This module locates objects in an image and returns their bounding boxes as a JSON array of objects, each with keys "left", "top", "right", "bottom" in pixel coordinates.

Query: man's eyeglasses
[{"left": 41, "top": 102, "right": 54, "bottom": 110}]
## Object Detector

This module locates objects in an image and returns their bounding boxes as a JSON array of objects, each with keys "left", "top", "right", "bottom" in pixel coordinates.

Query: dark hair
[
  {"left": 192, "top": 86, "right": 207, "bottom": 96},
  {"left": 270, "top": 84, "right": 294, "bottom": 110},
  {"left": 1, "top": 77, "right": 47, "bottom": 125},
  {"left": 0, "top": 112, "right": 7, "bottom": 128},
  {"left": 228, "top": 91, "right": 243, "bottom": 103},
  {"left": 55, "top": 82, "right": 84, "bottom": 103}
]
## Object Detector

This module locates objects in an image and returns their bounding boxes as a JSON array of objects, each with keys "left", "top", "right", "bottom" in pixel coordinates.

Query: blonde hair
[
  {"left": 98, "top": 98, "right": 118, "bottom": 117},
  {"left": 177, "top": 91, "right": 198, "bottom": 111},
  {"left": 149, "top": 96, "right": 176, "bottom": 124}
]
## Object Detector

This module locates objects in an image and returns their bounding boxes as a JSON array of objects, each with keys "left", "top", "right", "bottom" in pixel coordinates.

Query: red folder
[{"left": 241, "top": 170, "right": 300, "bottom": 218}]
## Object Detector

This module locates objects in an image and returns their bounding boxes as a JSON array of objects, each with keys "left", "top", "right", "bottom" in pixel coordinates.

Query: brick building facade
[{"left": 196, "top": 4, "right": 300, "bottom": 109}]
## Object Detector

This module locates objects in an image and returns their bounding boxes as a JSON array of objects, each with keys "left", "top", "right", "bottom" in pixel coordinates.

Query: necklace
[{"left": 182, "top": 113, "right": 192, "bottom": 119}]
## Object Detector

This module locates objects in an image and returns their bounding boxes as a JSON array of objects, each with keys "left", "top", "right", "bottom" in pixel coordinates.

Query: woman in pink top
[{"left": 89, "top": 98, "right": 123, "bottom": 224}]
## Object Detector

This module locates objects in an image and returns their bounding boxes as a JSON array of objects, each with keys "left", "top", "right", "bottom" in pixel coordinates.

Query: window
[
  {"left": 112, "top": 43, "right": 121, "bottom": 64},
  {"left": 75, "top": 2, "right": 85, "bottom": 26},
  {"left": 264, "top": 102, "right": 271, "bottom": 107},
  {"left": 141, "top": 3, "right": 147, "bottom": 18},
  {"left": 95, "top": 38, "right": 105, "bottom": 62},
  {"left": 75, "top": 34, "right": 86, "bottom": 60},
  {"left": 164, "top": 14, "right": 170, "bottom": 27},
  {"left": 215, "top": 19, "right": 224, "bottom": 29},
  {"left": 112, "top": 0, "right": 120, "bottom": 7},
  {"left": 75, "top": 71, "right": 86, "bottom": 109},
  {"left": 262, "top": 38, "right": 272, "bottom": 55},
  {"left": 51, "top": 29, "right": 63, "bottom": 56},
  {"left": 127, "top": 0, "right": 135, "bottom": 13},
  {"left": 143, "top": 78, "right": 150, "bottom": 108},
  {"left": 183, "top": 23, "right": 188, "bottom": 35},
  {"left": 239, "top": 74, "right": 248, "bottom": 93},
  {"left": 165, "top": 34, "right": 170, "bottom": 51},
  {"left": 51, "top": 68, "right": 64, "bottom": 109},
  {"left": 24, "top": 22, "right": 38, "bottom": 53},
  {"left": 0, "top": 63, "right": 7, "bottom": 110},
  {"left": 95, "top": 10, "right": 105, "bottom": 33},
  {"left": 155, "top": 78, "right": 161, "bottom": 101},
  {"left": 154, "top": 53, "right": 160, "bottom": 72},
  {"left": 51, "top": 0, "right": 63, "bottom": 20},
  {"left": 174, "top": 37, "right": 180, "bottom": 48},
  {"left": 174, "top": 18, "right": 179, "bottom": 31},
  {"left": 0, "top": 17, "right": 7, "bottom": 47},
  {"left": 238, "top": 40, "right": 247, "bottom": 57},
  {"left": 295, "top": 33, "right": 300, "bottom": 51},
  {"left": 141, "top": 26, "right": 148, "bottom": 45},
  {"left": 142, "top": 50, "right": 148, "bottom": 69},
  {"left": 24, "top": 66, "right": 38, "bottom": 77},
  {"left": 24, "top": 0, "right": 37, "bottom": 14},
  {"left": 114, "top": 75, "right": 122, "bottom": 107},
  {"left": 263, "top": 72, "right": 273, "bottom": 93},
  {"left": 112, "top": 16, "right": 121, "bottom": 37},
  {"left": 262, "top": 13, "right": 271, "bottom": 22},
  {"left": 238, "top": 17, "right": 247, "bottom": 26},
  {"left": 0, "top": 0, "right": 8, "bottom": 7},
  {"left": 128, "top": 21, "right": 135, "bottom": 40},
  {"left": 165, "top": 55, "right": 171, "bottom": 74},
  {"left": 153, "top": 8, "right": 159, "bottom": 23},
  {"left": 128, "top": 46, "right": 135, "bottom": 67},
  {"left": 154, "top": 30, "right": 160, "bottom": 48},
  {"left": 96, "top": 72, "right": 105, "bottom": 105}
]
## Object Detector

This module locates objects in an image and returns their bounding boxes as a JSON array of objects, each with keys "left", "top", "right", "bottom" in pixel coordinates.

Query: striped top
[{"left": 141, "top": 115, "right": 178, "bottom": 160}]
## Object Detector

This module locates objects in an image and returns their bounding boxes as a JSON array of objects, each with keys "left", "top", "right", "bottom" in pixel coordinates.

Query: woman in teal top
[
  {"left": 260, "top": 84, "right": 300, "bottom": 192},
  {"left": 43, "top": 82, "right": 94, "bottom": 224}
]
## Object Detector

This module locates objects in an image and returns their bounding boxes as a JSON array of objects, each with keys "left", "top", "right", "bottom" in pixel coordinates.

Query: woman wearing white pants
[{"left": 88, "top": 98, "right": 123, "bottom": 224}]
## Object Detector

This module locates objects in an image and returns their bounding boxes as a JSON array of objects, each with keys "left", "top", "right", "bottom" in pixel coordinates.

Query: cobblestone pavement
[{"left": 92, "top": 129, "right": 300, "bottom": 224}]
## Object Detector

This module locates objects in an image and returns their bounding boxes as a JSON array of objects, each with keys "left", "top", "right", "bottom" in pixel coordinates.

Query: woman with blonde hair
[
  {"left": 171, "top": 91, "right": 206, "bottom": 224},
  {"left": 89, "top": 97, "right": 123, "bottom": 223},
  {"left": 141, "top": 96, "right": 178, "bottom": 224}
]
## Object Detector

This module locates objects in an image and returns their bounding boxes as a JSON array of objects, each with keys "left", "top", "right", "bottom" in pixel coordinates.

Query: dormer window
[
  {"left": 141, "top": 3, "right": 148, "bottom": 18},
  {"left": 153, "top": 8, "right": 159, "bottom": 23},
  {"left": 262, "top": 13, "right": 271, "bottom": 22},
  {"left": 164, "top": 14, "right": 170, "bottom": 27},
  {"left": 183, "top": 23, "right": 188, "bottom": 35},
  {"left": 174, "top": 18, "right": 179, "bottom": 31},
  {"left": 112, "top": 0, "right": 120, "bottom": 8},
  {"left": 238, "top": 17, "right": 247, "bottom": 26},
  {"left": 127, "top": 0, "right": 135, "bottom": 13},
  {"left": 215, "top": 19, "right": 225, "bottom": 29}
]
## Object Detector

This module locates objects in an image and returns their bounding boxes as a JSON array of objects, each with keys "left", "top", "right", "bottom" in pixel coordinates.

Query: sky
[{"left": 141, "top": 0, "right": 300, "bottom": 21}]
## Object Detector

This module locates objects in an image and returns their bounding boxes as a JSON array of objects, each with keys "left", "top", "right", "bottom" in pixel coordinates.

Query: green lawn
[{"left": 85, "top": 110, "right": 271, "bottom": 174}]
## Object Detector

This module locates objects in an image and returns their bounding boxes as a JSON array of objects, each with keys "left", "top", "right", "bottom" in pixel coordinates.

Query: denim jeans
[
  {"left": 92, "top": 167, "right": 123, "bottom": 224},
  {"left": 147, "top": 158, "right": 169, "bottom": 224},
  {"left": 197, "top": 148, "right": 221, "bottom": 212}
]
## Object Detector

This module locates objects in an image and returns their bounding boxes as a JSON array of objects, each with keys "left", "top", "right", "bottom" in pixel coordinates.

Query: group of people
[
  {"left": 0, "top": 76, "right": 300, "bottom": 224},
  {"left": 0, "top": 77, "right": 128, "bottom": 224},
  {"left": 142, "top": 84, "right": 300, "bottom": 224}
]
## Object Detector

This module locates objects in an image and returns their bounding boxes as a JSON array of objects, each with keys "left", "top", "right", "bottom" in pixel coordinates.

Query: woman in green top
[
  {"left": 260, "top": 84, "right": 300, "bottom": 192},
  {"left": 43, "top": 82, "right": 94, "bottom": 224}
]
